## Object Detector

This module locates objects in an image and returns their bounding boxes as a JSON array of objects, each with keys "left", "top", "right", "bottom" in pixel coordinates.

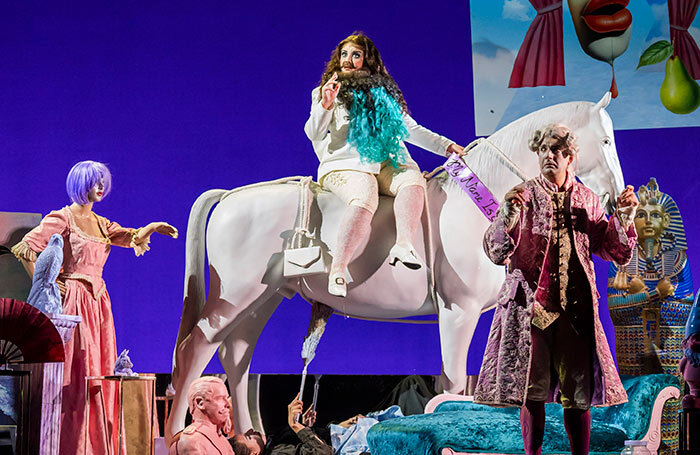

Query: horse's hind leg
[
  {"left": 165, "top": 320, "right": 221, "bottom": 444},
  {"left": 166, "top": 283, "right": 254, "bottom": 443},
  {"left": 218, "top": 293, "right": 283, "bottom": 434}
]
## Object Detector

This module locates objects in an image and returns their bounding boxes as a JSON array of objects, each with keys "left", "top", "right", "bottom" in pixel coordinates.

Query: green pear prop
[{"left": 660, "top": 56, "right": 700, "bottom": 115}]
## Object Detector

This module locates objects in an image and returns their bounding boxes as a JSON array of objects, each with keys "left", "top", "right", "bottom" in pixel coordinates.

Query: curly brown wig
[
  {"left": 528, "top": 123, "right": 579, "bottom": 157},
  {"left": 317, "top": 32, "right": 407, "bottom": 112}
]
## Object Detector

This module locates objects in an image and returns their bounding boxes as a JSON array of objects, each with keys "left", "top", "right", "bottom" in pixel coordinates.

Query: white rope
[
  {"left": 478, "top": 137, "right": 528, "bottom": 183},
  {"left": 339, "top": 314, "right": 438, "bottom": 324},
  {"left": 291, "top": 177, "right": 314, "bottom": 249},
  {"left": 295, "top": 278, "right": 439, "bottom": 324}
]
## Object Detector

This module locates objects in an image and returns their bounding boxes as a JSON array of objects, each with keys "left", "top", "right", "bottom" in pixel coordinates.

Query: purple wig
[{"left": 65, "top": 161, "right": 112, "bottom": 205}]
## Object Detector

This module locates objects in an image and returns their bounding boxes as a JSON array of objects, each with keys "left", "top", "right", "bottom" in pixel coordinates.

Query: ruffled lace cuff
[
  {"left": 129, "top": 228, "right": 151, "bottom": 257},
  {"left": 499, "top": 201, "right": 521, "bottom": 231},
  {"left": 615, "top": 205, "right": 637, "bottom": 229},
  {"left": 11, "top": 241, "right": 37, "bottom": 262}
]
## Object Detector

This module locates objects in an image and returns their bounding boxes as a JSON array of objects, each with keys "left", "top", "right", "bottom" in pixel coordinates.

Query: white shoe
[
  {"left": 389, "top": 244, "right": 423, "bottom": 270},
  {"left": 328, "top": 273, "right": 347, "bottom": 297}
]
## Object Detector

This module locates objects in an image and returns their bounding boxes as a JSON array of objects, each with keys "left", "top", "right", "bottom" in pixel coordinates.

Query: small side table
[{"left": 84, "top": 374, "right": 156, "bottom": 455}]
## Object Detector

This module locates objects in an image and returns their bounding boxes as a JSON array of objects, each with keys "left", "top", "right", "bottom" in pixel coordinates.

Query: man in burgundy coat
[{"left": 474, "top": 124, "right": 639, "bottom": 455}]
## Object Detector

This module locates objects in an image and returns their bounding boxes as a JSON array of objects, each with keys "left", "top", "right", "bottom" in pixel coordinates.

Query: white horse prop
[{"left": 166, "top": 92, "right": 624, "bottom": 439}]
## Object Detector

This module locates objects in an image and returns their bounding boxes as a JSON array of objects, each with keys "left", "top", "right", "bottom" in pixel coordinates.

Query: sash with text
[{"left": 444, "top": 154, "right": 499, "bottom": 222}]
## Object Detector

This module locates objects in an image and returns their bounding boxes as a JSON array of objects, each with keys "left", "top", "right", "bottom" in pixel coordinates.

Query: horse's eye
[{"left": 602, "top": 138, "right": 611, "bottom": 146}]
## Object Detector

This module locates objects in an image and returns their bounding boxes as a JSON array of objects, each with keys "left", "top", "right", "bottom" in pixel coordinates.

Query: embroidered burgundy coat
[{"left": 473, "top": 177, "right": 637, "bottom": 408}]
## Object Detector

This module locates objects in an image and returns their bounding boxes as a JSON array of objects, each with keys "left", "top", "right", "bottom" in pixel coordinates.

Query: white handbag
[
  {"left": 283, "top": 178, "right": 327, "bottom": 278},
  {"left": 284, "top": 244, "right": 325, "bottom": 277}
]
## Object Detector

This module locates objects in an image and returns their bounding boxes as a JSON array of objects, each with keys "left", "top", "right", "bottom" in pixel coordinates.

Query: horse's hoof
[
  {"left": 165, "top": 383, "right": 176, "bottom": 398},
  {"left": 328, "top": 274, "right": 347, "bottom": 297},
  {"left": 389, "top": 244, "right": 423, "bottom": 270}
]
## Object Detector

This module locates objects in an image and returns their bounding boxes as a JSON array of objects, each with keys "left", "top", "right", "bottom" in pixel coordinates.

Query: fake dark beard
[
  {"left": 336, "top": 67, "right": 371, "bottom": 81},
  {"left": 336, "top": 72, "right": 406, "bottom": 113}
]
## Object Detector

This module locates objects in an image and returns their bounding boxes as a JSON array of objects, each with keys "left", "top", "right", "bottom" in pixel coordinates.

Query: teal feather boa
[{"left": 347, "top": 86, "right": 408, "bottom": 168}]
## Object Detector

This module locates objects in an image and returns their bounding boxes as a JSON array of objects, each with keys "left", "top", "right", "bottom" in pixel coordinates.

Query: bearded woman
[{"left": 304, "top": 32, "right": 464, "bottom": 297}]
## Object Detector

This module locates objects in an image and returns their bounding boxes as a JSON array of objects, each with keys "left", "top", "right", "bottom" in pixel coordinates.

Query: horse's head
[
  {"left": 467, "top": 93, "right": 626, "bottom": 214},
  {"left": 572, "top": 92, "right": 625, "bottom": 215}
]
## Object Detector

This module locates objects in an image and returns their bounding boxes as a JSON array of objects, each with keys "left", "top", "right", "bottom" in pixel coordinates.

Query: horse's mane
[{"left": 437, "top": 100, "right": 596, "bottom": 197}]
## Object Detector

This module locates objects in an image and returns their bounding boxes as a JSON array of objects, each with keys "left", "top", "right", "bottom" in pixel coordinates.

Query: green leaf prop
[{"left": 637, "top": 41, "right": 673, "bottom": 69}]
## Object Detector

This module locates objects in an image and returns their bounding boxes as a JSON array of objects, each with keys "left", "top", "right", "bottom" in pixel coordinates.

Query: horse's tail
[{"left": 172, "top": 188, "right": 227, "bottom": 370}]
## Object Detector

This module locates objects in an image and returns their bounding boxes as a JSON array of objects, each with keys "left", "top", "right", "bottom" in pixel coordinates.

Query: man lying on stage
[
  {"left": 230, "top": 393, "right": 331, "bottom": 455},
  {"left": 169, "top": 377, "right": 234, "bottom": 454},
  {"left": 473, "top": 124, "right": 639, "bottom": 455}
]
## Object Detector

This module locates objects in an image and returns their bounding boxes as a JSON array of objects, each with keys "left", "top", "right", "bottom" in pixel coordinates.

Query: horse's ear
[{"left": 594, "top": 92, "right": 612, "bottom": 110}]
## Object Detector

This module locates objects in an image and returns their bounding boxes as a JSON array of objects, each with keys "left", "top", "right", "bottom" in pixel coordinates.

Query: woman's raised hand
[{"left": 321, "top": 72, "right": 340, "bottom": 110}]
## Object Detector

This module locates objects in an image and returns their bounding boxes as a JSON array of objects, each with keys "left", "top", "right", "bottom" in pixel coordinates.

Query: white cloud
[
  {"left": 503, "top": 0, "right": 532, "bottom": 22},
  {"left": 650, "top": 4, "right": 668, "bottom": 26},
  {"left": 648, "top": 4, "right": 670, "bottom": 42},
  {"left": 472, "top": 47, "right": 518, "bottom": 135}
]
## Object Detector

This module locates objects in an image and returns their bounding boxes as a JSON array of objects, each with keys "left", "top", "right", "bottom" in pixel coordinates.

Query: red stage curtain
[
  {"left": 669, "top": 0, "right": 700, "bottom": 79},
  {"left": 508, "top": 0, "right": 565, "bottom": 88}
]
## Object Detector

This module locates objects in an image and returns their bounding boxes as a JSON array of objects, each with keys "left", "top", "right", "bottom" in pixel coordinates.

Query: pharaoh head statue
[{"left": 635, "top": 178, "right": 672, "bottom": 244}]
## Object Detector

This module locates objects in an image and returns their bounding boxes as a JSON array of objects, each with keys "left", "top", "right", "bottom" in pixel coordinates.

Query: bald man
[{"left": 169, "top": 376, "right": 234, "bottom": 454}]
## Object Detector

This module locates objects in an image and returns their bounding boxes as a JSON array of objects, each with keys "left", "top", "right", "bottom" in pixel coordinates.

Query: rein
[{"left": 478, "top": 137, "right": 529, "bottom": 182}]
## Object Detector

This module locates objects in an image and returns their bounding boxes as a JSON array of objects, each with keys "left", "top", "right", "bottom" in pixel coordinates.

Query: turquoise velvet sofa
[{"left": 366, "top": 375, "right": 680, "bottom": 455}]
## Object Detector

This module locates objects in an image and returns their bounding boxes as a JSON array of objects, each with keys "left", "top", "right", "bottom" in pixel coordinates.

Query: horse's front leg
[
  {"left": 218, "top": 292, "right": 283, "bottom": 435},
  {"left": 166, "top": 324, "right": 221, "bottom": 444},
  {"left": 437, "top": 292, "right": 481, "bottom": 395}
]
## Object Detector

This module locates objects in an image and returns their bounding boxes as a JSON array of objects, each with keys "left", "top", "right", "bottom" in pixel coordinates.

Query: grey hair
[
  {"left": 528, "top": 123, "right": 579, "bottom": 156},
  {"left": 187, "top": 376, "right": 226, "bottom": 414}
]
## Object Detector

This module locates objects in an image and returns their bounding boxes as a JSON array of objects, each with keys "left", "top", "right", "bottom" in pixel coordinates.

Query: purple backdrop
[{"left": 3, "top": 1, "right": 698, "bottom": 376}]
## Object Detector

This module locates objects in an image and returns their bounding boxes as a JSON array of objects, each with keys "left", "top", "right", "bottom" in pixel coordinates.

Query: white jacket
[{"left": 304, "top": 87, "right": 454, "bottom": 182}]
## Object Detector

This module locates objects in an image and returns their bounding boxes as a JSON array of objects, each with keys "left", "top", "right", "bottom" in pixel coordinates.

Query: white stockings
[{"left": 330, "top": 205, "right": 373, "bottom": 278}]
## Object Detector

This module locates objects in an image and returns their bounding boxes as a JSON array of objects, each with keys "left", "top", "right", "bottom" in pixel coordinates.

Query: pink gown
[{"left": 13, "top": 206, "right": 138, "bottom": 455}]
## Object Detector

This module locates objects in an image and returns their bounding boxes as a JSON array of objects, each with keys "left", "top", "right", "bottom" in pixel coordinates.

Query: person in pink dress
[{"left": 12, "top": 160, "right": 177, "bottom": 455}]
